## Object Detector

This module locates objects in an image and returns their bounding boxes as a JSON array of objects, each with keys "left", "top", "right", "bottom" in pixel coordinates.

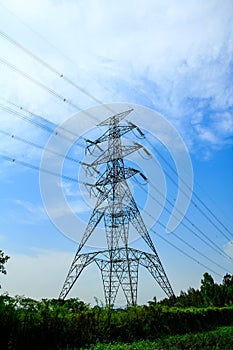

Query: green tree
[
  {"left": 200, "top": 272, "right": 215, "bottom": 306},
  {"left": 0, "top": 250, "right": 10, "bottom": 288},
  {"left": 222, "top": 273, "right": 233, "bottom": 305}
]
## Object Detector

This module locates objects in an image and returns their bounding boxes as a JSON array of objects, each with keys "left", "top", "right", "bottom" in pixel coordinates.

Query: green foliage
[
  {"left": 157, "top": 273, "right": 233, "bottom": 308},
  {"left": 201, "top": 272, "right": 216, "bottom": 306},
  {"left": 82, "top": 326, "right": 233, "bottom": 350},
  {"left": 0, "top": 293, "right": 233, "bottom": 349},
  {"left": 0, "top": 249, "right": 10, "bottom": 289},
  {"left": 0, "top": 272, "right": 233, "bottom": 348},
  {"left": 0, "top": 249, "right": 10, "bottom": 275}
]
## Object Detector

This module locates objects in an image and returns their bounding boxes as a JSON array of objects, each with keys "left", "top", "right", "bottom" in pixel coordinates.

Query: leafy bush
[
  {"left": 0, "top": 293, "right": 233, "bottom": 349},
  {"left": 82, "top": 326, "right": 233, "bottom": 350}
]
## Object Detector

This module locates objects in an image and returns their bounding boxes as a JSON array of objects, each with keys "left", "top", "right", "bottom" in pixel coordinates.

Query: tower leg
[
  {"left": 59, "top": 251, "right": 99, "bottom": 299},
  {"left": 140, "top": 251, "right": 175, "bottom": 299},
  {"left": 118, "top": 249, "right": 139, "bottom": 305},
  {"left": 96, "top": 255, "right": 121, "bottom": 307},
  {"left": 96, "top": 248, "right": 139, "bottom": 306}
]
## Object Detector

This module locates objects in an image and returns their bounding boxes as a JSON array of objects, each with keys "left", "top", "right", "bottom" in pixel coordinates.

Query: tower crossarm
[
  {"left": 87, "top": 125, "right": 136, "bottom": 148},
  {"left": 90, "top": 143, "right": 142, "bottom": 166},
  {"left": 94, "top": 167, "right": 146, "bottom": 187},
  {"left": 97, "top": 109, "right": 133, "bottom": 126},
  {"left": 81, "top": 162, "right": 100, "bottom": 176}
]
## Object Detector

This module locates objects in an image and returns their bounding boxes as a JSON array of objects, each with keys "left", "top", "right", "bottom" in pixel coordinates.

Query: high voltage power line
[
  {"left": 1, "top": 122, "right": 231, "bottom": 265},
  {"left": 1, "top": 151, "right": 231, "bottom": 280},
  {"left": 0, "top": 97, "right": 232, "bottom": 266},
  {"left": 1, "top": 110, "right": 229, "bottom": 303},
  {"left": 0, "top": 26, "right": 232, "bottom": 280},
  {"left": 140, "top": 182, "right": 233, "bottom": 262},
  {"left": 0, "top": 27, "right": 116, "bottom": 118},
  {"left": 144, "top": 137, "right": 232, "bottom": 242},
  {"left": 0, "top": 154, "right": 83, "bottom": 184},
  {"left": 138, "top": 188, "right": 233, "bottom": 273},
  {"left": 0, "top": 56, "right": 83, "bottom": 112},
  {"left": 1, "top": 95, "right": 231, "bottom": 251},
  {"left": 0, "top": 129, "right": 82, "bottom": 164},
  {"left": 0, "top": 102, "right": 86, "bottom": 149},
  {"left": 152, "top": 230, "right": 224, "bottom": 278},
  {"left": 1, "top": 117, "right": 232, "bottom": 276},
  {"left": 0, "top": 29, "right": 231, "bottom": 243},
  {"left": 138, "top": 206, "right": 227, "bottom": 278},
  {"left": 0, "top": 96, "right": 85, "bottom": 141},
  {"left": 0, "top": 2, "right": 81, "bottom": 72},
  {"left": 0, "top": 10, "right": 231, "bottom": 239},
  {"left": 0, "top": 30, "right": 104, "bottom": 107}
]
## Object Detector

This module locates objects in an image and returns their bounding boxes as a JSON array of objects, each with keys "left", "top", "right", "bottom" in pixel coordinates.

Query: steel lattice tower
[{"left": 59, "top": 109, "right": 175, "bottom": 306}]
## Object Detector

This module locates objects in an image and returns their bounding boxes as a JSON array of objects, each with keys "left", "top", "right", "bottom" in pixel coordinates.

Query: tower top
[{"left": 97, "top": 108, "right": 133, "bottom": 126}]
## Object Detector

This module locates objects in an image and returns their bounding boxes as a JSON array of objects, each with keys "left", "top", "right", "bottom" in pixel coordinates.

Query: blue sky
[{"left": 0, "top": 0, "right": 232, "bottom": 306}]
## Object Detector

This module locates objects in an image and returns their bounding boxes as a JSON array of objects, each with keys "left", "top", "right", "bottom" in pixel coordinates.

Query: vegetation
[
  {"left": 83, "top": 326, "right": 233, "bottom": 350},
  {"left": 157, "top": 272, "right": 233, "bottom": 308},
  {"left": 0, "top": 272, "right": 232, "bottom": 349},
  {"left": 0, "top": 250, "right": 9, "bottom": 275},
  {"left": 0, "top": 249, "right": 10, "bottom": 289}
]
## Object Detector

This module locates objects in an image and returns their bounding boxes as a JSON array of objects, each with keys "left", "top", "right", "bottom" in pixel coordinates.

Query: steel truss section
[
  {"left": 59, "top": 109, "right": 175, "bottom": 305},
  {"left": 59, "top": 251, "right": 100, "bottom": 299},
  {"left": 95, "top": 248, "right": 139, "bottom": 306}
]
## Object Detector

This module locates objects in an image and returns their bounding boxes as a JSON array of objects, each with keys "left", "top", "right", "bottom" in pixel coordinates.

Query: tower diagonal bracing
[{"left": 59, "top": 109, "right": 175, "bottom": 306}]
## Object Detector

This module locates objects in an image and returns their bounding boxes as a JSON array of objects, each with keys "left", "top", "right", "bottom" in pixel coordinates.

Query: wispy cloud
[
  {"left": 0, "top": 0, "right": 232, "bottom": 160},
  {"left": 224, "top": 240, "right": 233, "bottom": 260},
  {"left": 7, "top": 199, "right": 46, "bottom": 224},
  {"left": 1, "top": 248, "right": 167, "bottom": 303},
  {"left": 2, "top": 249, "right": 76, "bottom": 299}
]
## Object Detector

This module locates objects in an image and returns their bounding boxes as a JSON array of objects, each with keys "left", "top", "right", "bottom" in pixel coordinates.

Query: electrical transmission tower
[{"left": 59, "top": 109, "right": 175, "bottom": 306}]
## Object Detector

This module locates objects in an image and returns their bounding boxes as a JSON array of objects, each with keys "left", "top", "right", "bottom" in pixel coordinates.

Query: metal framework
[{"left": 59, "top": 109, "right": 175, "bottom": 306}]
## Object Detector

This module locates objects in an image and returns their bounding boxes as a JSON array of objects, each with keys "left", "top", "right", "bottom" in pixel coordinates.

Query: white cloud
[
  {"left": 0, "top": 233, "right": 6, "bottom": 242},
  {"left": 2, "top": 249, "right": 76, "bottom": 299},
  {"left": 0, "top": 248, "right": 173, "bottom": 304},
  {"left": 7, "top": 199, "right": 46, "bottom": 224},
  {"left": 59, "top": 182, "right": 79, "bottom": 197},
  {"left": 14, "top": 199, "right": 44, "bottom": 215},
  {"left": 3, "top": 248, "right": 162, "bottom": 305},
  {"left": 0, "top": 0, "right": 231, "bottom": 156},
  {"left": 45, "top": 199, "right": 90, "bottom": 219},
  {"left": 195, "top": 125, "right": 219, "bottom": 144},
  {"left": 212, "top": 112, "right": 233, "bottom": 136},
  {"left": 224, "top": 240, "right": 233, "bottom": 260},
  {"left": 0, "top": 1, "right": 231, "bottom": 306}
]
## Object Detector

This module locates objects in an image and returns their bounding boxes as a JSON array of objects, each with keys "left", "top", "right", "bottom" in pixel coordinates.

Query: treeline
[
  {"left": 156, "top": 272, "right": 233, "bottom": 308},
  {"left": 0, "top": 273, "right": 232, "bottom": 349}
]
